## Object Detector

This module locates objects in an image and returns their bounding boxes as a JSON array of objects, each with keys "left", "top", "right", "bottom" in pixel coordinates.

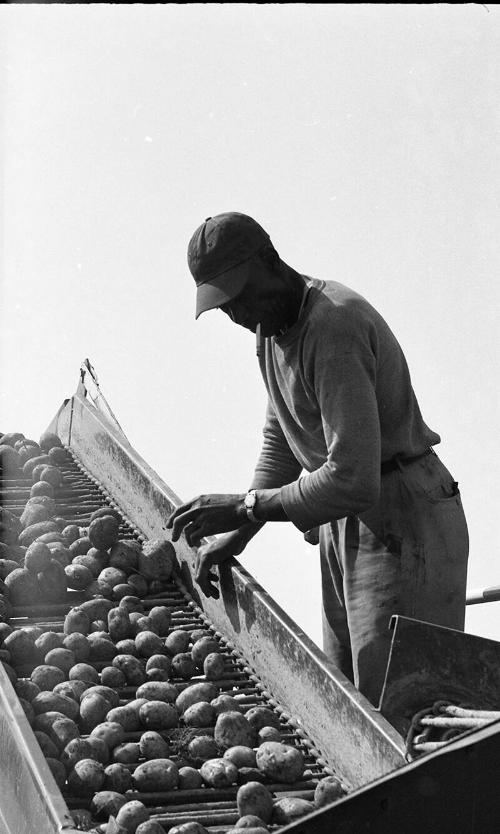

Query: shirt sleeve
[
  {"left": 250, "top": 398, "right": 303, "bottom": 490},
  {"left": 279, "top": 317, "right": 381, "bottom": 532}
]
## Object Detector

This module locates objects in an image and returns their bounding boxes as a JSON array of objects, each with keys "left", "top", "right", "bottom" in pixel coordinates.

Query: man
[{"left": 167, "top": 211, "right": 469, "bottom": 706}]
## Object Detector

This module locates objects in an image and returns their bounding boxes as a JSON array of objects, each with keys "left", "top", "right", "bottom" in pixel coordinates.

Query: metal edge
[
  {"left": 0, "top": 664, "right": 80, "bottom": 834},
  {"left": 53, "top": 393, "right": 406, "bottom": 788}
]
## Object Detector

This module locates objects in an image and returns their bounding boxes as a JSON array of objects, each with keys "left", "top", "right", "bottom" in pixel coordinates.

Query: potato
[
  {"left": 165, "top": 628, "right": 190, "bottom": 657},
  {"left": 54, "top": 680, "right": 90, "bottom": 702},
  {"left": 44, "top": 647, "right": 75, "bottom": 675},
  {"left": 115, "top": 800, "right": 150, "bottom": 834},
  {"left": 20, "top": 502, "right": 52, "bottom": 529},
  {"left": 61, "top": 524, "right": 80, "bottom": 546},
  {"left": 131, "top": 614, "right": 153, "bottom": 634},
  {"left": 112, "top": 583, "right": 135, "bottom": 601},
  {"left": 203, "top": 652, "right": 225, "bottom": 680},
  {"left": 15, "top": 678, "right": 40, "bottom": 702},
  {"left": 35, "top": 632, "right": 63, "bottom": 658},
  {"left": 136, "top": 680, "right": 178, "bottom": 703},
  {"left": 113, "top": 742, "right": 141, "bottom": 764},
  {"left": 139, "top": 731, "right": 171, "bottom": 760},
  {"left": 38, "top": 466, "right": 63, "bottom": 489},
  {"left": 87, "top": 737, "right": 110, "bottom": 769},
  {"left": 0, "top": 559, "right": 20, "bottom": 580},
  {"left": 18, "top": 520, "right": 59, "bottom": 548},
  {"left": 69, "top": 662, "right": 100, "bottom": 684},
  {"left": 35, "top": 713, "right": 80, "bottom": 750},
  {"left": 81, "top": 684, "right": 120, "bottom": 709},
  {"left": 115, "top": 638, "right": 139, "bottom": 657},
  {"left": 183, "top": 701, "right": 216, "bottom": 728},
  {"left": 90, "top": 790, "right": 128, "bottom": 820},
  {"left": 191, "top": 636, "right": 220, "bottom": 668},
  {"left": 112, "top": 654, "right": 146, "bottom": 685},
  {"left": 89, "top": 516, "right": 120, "bottom": 550},
  {"left": 60, "top": 738, "right": 94, "bottom": 772},
  {"left": 169, "top": 824, "right": 209, "bottom": 834},
  {"left": 4, "top": 628, "right": 39, "bottom": 665},
  {"left": 214, "top": 712, "right": 256, "bottom": 750},
  {"left": 101, "top": 665, "right": 126, "bottom": 688},
  {"left": 67, "top": 758, "right": 105, "bottom": 797},
  {"left": 119, "top": 595, "right": 144, "bottom": 614},
  {"left": 136, "top": 822, "right": 166, "bottom": 834},
  {"left": 69, "top": 537, "right": 92, "bottom": 558},
  {"left": 236, "top": 781, "right": 274, "bottom": 823},
  {"left": 1, "top": 661, "right": 17, "bottom": 685},
  {"left": 25, "top": 541, "right": 52, "bottom": 573},
  {"left": 224, "top": 746, "right": 257, "bottom": 769},
  {"left": 20, "top": 697, "right": 36, "bottom": 724},
  {"left": 177, "top": 766, "right": 203, "bottom": 790},
  {"left": 314, "top": 774, "right": 346, "bottom": 806},
  {"left": 22, "top": 454, "right": 50, "bottom": 478},
  {"left": 104, "top": 762, "right": 133, "bottom": 793},
  {"left": 135, "top": 630, "right": 164, "bottom": 658},
  {"left": 148, "top": 606, "right": 171, "bottom": 636},
  {"left": 34, "top": 729, "right": 59, "bottom": 758},
  {"left": 139, "top": 700, "right": 179, "bottom": 730},
  {"left": 234, "top": 817, "right": 269, "bottom": 831},
  {"left": 172, "top": 652, "right": 197, "bottom": 679},
  {"left": 133, "top": 758, "right": 179, "bottom": 791},
  {"left": 201, "top": 757, "right": 238, "bottom": 788},
  {"left": 107, "top": 607, "right": 131, "bottom": 642},
  {"left": 79, "top": 597, "right": 114, "bottom": 622},
  {"left": 38, "top": 559, "right": 67, "bottom": 603},
  {"left": 39, "top": 431, "right": 63, "bottom": 452},
  {"left": 63, "top": 633, "right": 90, "bottom": 663},
  {"left": 46, "top": 757, "right": 66, "bottom": 791},
  {"left": 125, "top": 572, "right": 148, "bottom": 597},
  {"left": 31, "top": 664, "right": 66, "bottom": 690},
  {"left": 109, "top": 540, "right": 140, "bottom": 573},
  {"left": 258, "top": 727, "right": 281, "bottom": 744},
  {"left": 106, "top": 704, "right": 141, "bottom": 732},
  {"left": 65, "top": 564, "right": 94, "bottom": 590},
  {"left": 186, "top": 735, "right": 219, "bottom": 767},
  {"left": 245, "top": 707, "right": 280, "bottom": 733},
  {"left": 272, "top": 797, "right": 315, "bottom": 824},
  {"left": 145, "top": 654, "right": 171, "bottom": 675},
  {"left": 79, "top": 694, "right": 111, "bottom": 732},
  {"left": 255, "top": 742, "right": 305, "bottom": 783},
  {"left": 4, "top": 567, "right": 40, "bottom": 605},
  {"left": 97, "top": 566, "right": 127, "bottom": 590},
  {"left": 137, "top": 540, "right": 174, "bottom": 582},
  {"left": 176, "top": 682, "right": 218, "bottom": 715},
  {"left": 211, "top": 694, "right": 242, "bottom": 715},
  {"left": 88, "top": 634, "right": 116, "bottom": 662},
  {"left": 32, "top": 691, "right": 79, "bottom": 721}
]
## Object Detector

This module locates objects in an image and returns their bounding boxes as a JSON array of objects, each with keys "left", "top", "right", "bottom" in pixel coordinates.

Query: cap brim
[{"left": 195, "top": 260, "right": 251, "bottom": 319}]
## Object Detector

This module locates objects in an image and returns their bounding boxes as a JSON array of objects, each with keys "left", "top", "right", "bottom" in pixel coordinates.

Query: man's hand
[
  {"left": 166, "top": 493, "right": 247, "bottom": 546},
  {"left": 194, "top": 529, "right": 252, "bottom": 598}
]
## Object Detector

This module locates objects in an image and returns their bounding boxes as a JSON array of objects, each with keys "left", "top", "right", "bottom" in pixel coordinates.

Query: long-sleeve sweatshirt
[{"left": 250, "top": 278, "right": 440, "bottom": 532}]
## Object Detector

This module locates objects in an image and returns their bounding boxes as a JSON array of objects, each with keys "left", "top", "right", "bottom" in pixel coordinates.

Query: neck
[{"left": 277, "top": 263, "right": 307, "bottom": 335}]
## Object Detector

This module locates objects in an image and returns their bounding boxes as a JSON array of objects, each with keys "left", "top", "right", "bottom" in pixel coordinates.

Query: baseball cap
[{"left": 187, "top": 212, "right": 271, "bottom": 319}]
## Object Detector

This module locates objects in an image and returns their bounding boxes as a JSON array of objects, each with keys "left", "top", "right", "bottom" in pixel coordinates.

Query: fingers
[
  {"left": 166, "top": 498, "right": 196, "bottom": 531},
  {"left": 195, "top": 549, "right": 220, "bottom": 599},
  {"left": 169, "top": 509, "right": 198, "bottom": 542}
]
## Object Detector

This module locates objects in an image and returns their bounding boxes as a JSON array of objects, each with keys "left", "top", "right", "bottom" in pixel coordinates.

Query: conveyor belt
[{"left": 2, "top": 449, "right": 340, "bottom": 832}]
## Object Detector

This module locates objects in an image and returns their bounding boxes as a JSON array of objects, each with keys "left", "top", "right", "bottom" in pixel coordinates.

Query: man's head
[{"left": 187, "top": 212, "right": 273, "bottom": 320}]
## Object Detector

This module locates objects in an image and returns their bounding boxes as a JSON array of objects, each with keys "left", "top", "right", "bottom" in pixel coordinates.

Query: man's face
[{"left": 218, "top": 261, "right": 290, "bottom": 338}]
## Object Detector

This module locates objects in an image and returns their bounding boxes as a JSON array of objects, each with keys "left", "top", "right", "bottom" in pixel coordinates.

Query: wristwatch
[{"left": 243, "top": 489, "right": 259, "bottom": 523}]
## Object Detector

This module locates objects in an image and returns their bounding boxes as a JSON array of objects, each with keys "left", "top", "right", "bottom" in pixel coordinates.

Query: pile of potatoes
[{"left": 0, "top": 430, "right": 348, "bottom": 833}]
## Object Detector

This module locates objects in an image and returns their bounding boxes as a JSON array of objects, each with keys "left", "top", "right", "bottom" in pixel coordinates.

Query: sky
[{"left": 1, "top": 4, "right": 500, "bottom": 649}]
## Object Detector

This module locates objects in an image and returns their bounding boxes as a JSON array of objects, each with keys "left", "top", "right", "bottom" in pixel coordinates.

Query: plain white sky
[{"left": 1, "top": 4, "right": 499, "bottom": 647}]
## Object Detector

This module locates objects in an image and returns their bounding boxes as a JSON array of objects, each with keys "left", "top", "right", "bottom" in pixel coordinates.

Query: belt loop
[{"left": 395, "top": 455, "right": 404, "bottom": 473}]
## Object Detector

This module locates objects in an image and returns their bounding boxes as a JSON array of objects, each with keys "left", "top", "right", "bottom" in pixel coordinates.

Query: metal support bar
[{"left": 466, "top": 584, "right": 500, "bottom": 605}]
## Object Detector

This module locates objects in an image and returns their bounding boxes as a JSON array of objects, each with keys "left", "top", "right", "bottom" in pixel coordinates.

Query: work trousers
[{"left": 319, "top": 450, "right": 469, "bottom": 707}]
